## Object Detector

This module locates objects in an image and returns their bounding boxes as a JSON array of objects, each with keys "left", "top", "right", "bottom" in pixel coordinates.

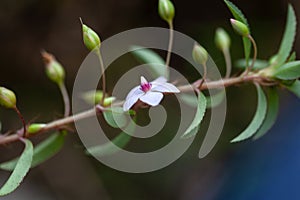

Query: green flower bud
[
  {"left": 81, "top": 90, "right": 116, "bottom": 106},
  {"left": 158, "top": 0, "right": 175, "bottom": 23},
  {"left": 0, "top": 87, "right": 16, "bottom": 109},
  {"left": 28, "top": 123, "right": 46, "bottom": 135},
  {"left": 215, "top": 28, "right": 231, "bottom": 51},
  {"left": 103, "top": 96, "right": 116, "bottom": 106},
  {"left": 81, "top": 19, "right": 101, "bottom": 51},
  {"left": 41, "top": 51, "right": 65, "bottom": 85},
  {"left": 230, "top": 19, "right": 250, "bottom": 37},
  {"left": 192, "top": 43, "right": 208, "bottom": 65}
]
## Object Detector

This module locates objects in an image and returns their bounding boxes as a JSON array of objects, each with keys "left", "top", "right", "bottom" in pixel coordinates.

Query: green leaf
[
  {"left": 224, "top": 0, "right": 251, "bottom": 65},
  {"left": 182, "top": 92, "right": 207, "bottom": 138},
  {"left": 287, "top": 52, "right": 297, "bottom": 62},
  {"left": 0, "top": 132, "right": 66, "bottom": 171},
  {"left": 253, "top": 88, "right": 279, "bottom": 140},
  {"left": 235, "top": 59, "right": 269, "bottom": 70},
  {"left": 224, "top": 0, "right": 248, "bottom": 26},
  {"left": 231, "top": 84, "right": 267, "bottom": 142},
  {"left": 275, "top": 5, "right": 297, "bottom": 67},
  {"left": 86, "top": 119, "right": 136, "bottom": 156},
  {"left": 179, "top": 94, "right": 198, "bottom": 107},
  {"left": 103, "top": 107, "right": 128, "bottom": 128},
  {"left": 206, "top": 91, "right": 225, "bottom": 108},
  {"left": 273, "top": 61, "right": 300, "bottom": 80},
  {"left": 0, "top": 139, "right": 33, "bottom": 196},
  {"left": 180, "top": 91, "right": 225, "bottom": 109},
  {"left": 286, "top": 80, "right": 300, "bottom": 99},
  {"left": 130, "top": 46, "right": 168, "bottom": 79}
]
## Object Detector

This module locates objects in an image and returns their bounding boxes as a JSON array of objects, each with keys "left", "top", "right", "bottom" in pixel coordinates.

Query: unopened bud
[
  {"left": 230, "top": 19, "right": 250, "bottom": 37},
  {"left": 0, "top": 87, "right": 16, "bottom": 109},
  {"left": 158, "top": 0, "right": 175, "bottom": 23},
  {"left": 41, "top": 51, "right": 65, "bottom": 85},
  {"left": 192, "top": 43, "right": 208, "bottom": 65},
  {"left": 81, "top": 19, "right": 101, "bottom": 51},
  {"left": 215, "top": 28, "right": 231, "bottom": 51},
  {"left": 28, "top": 123, "right": 46, "bottom": 135}
]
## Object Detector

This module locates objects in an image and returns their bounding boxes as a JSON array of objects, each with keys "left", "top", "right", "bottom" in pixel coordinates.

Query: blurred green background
[{"left": 0, "top": 0, "right": 300, "bottom": 199}]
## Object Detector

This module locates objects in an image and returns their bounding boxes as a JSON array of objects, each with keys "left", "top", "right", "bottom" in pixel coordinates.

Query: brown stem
[
  {"left": 0, "top": 73, "right": 271, "bottom": 145},
  {"left": 14, "top": 106, "right": 26, "bottom": 137}
]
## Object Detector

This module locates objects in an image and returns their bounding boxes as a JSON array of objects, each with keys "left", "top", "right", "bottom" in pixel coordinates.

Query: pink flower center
[{"left": 140, "top": 82, "right": 152, "bottom": 92}]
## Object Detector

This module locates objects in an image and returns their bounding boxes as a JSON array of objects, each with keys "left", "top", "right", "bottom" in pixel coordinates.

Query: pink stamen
[{"left": 140, "top": 82, "right": 152, "bottom": 92}]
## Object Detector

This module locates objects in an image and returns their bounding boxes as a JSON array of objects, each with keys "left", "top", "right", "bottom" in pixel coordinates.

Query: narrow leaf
[
  {"left": 130, "top": 46, "right": 168, "bottom": 79},
  {"left": 253, "top": 88, "right": 279, "bottom": 140},
  {"left": 179, "top": 94, "right": 198, "bottom": 107},
  {"left": 231, "top": 84, "right": 267, "bottom": 142},
  {"left": 0, "top": 139, "right": 33, "bottom": 196},
  {"left": 224, "top": 0, "right": 251, "bottom": 65},
  {"left": 275, "top": 5, "right": 297, "bottom": 67},
  {"left": 235, "top": 59, "right": 269, "bottom": 70},
  {"left": 0, "top": 132, "right": 66, "bottom": 171},
  {"left": 103, "top": 107, "right": 127, "bottom": 128},
  {"left": 273, "top": 61, "right": 300, "bottom": 80},
  {"left": 206, "top": 91, "right": 225, "bottom": 108},
  {"left": 287, "top": 52, "right": 297, "bottom": 62},
  {"left": 224, "top": 0, "right": 248, "bottom": 26},
  {"left": 86, "top": 119, "right": 136, "bottom": 156},
  {"left": 286, "top": 80, "right": 300, "bottom": 99},
  {"left": 182, "top": 92, "right": 207, "bottom": 138}
]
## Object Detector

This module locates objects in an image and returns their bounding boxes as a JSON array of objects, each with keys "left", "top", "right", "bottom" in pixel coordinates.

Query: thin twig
[
  {"left": 223, "top": 49, "right": 232, "bottom": 78},
  {"left": 165, "top": 21, "right": 174, "bottom": 78},
  {"left": 96, "top": 49, "right": 106, "bottom": 105},
  {"left": 59, "top": 83, "right": 70, "bottom": 117},
  {"left": 14, "top": 106, "right": 26, "bottom": 137}
]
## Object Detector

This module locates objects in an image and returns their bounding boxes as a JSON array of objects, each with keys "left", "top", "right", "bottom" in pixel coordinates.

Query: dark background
[{"left": 0, "top": 0, "right": 300, "bottom": 199}]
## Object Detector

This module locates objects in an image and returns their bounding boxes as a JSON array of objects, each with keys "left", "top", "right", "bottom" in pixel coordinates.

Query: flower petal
[
  {"left": 151, "top": 83, "right": 180, "bottom": 93},
  {"left": 139, "top": 91, "right": 164, "bottom": 106},
  {"left": 152, "top": 76, "right": 167, "bottom": 84},
  {"left": 125, "top": 86, "right": 143, "bottom": 100},
  {"left": 123, "top": 86, "right": 144, "bottom": 111}
]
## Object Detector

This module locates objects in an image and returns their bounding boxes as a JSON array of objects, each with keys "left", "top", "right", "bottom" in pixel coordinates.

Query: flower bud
[
  {"left": 215, "top": 28, "right": 231, "bottom": 51},
  {"left": 41, "top": 51, "right": 65, "bottom": 85},
  {"left": 0, "top": 87, "right": 16, "bottom": 109},
  {"left": 81, "top": 19, "right": 101, "bottom": 51},
  {"left": 158, "top": 0, "right": 175, "bottom": 23},
  {"left": 230, "top": 19, "right": 250, "bottom": 37},
  {"left": 28, "top": 123, "right": 46, "bottom": 135},
  {"left": 192, "top": 43, "right": 208, "bottom": 65},
  {"left": 103, "top": 97, "right": 116, "bottom": 106}
]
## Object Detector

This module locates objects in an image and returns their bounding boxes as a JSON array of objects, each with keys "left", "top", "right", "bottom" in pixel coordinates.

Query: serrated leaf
[
  {"left": 231, "top": 84, "right": 267, "bottom": 142},
  {"left": 86, "top": 119, "right": 136, "bottom": 156},
  {"left": 224, "top": 0, "right": 252, "bottom": 65},
  {"left": 103, "top": 107, "right": 127, "bottom": 128},
  {"left": 0, "top": 132, "right": 66, "bottom": 171},
  {"left": 179, "top": 94, "right": 198, "bottom": 107},
  {"left": 206, "top": 91, "right": 225, "bottom": 108},
  {"left": 275, "top": 5, "right": 297, "bottom": 67},
  {"left": 182, "top": 92, "right": 207, "bottom": 138},
  {"left": 253, "top": 88, "right": 279, "bottom": 140},
  {"left": 0, "top": 139, "right": 33, "bottom": 196},
  {"left": 235, "top": 59, "right": 269, "bottom": 70},
  {"left": 130, "top": 46, "right": 168, "bottom": 79},
  {"left": 286, "top": 80, "right": 300, "bottom": 99},
  {"left": 273, "top": 61, "right": 300, "bottom": 80}
]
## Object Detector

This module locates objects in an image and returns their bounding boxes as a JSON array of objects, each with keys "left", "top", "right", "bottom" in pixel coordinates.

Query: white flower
[{"left": 123, "top": 76, "right": 180, "bottom": 111}]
